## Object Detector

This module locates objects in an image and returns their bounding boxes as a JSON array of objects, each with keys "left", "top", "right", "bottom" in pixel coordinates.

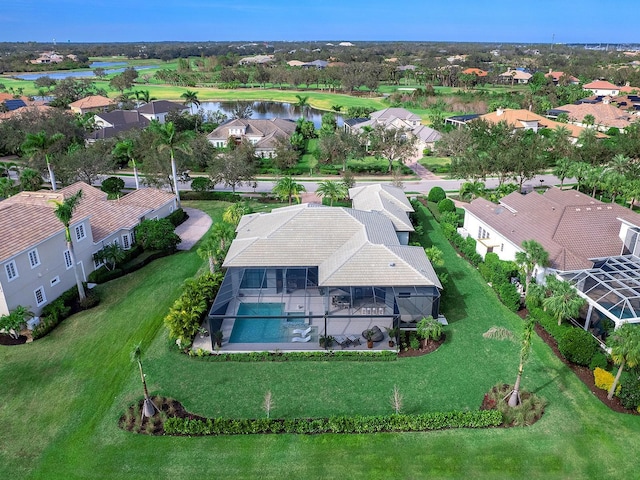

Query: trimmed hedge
[
  {"left": 167, "top": 208, "right": 189, "bottom": 227},
  {"left": 180, "top": 191, "right": 241, "bottom": 202},
  {"left": 558, "top": 328, "right": 599, "bottom": 366},
  {"left": 188, "top": 350, "right": 397, "bottom": 362},
  {"left": 163, "top": 410, "right": 503, "bottom": 436},
  {"left": 427, "top": 186, "right": 446, "bottom": 203},
  {"left": 87, "top": 249, "right": 174, "bottom": 284},
  {"left": 32, "top": 287, "right": 99, "bottom": 340}
]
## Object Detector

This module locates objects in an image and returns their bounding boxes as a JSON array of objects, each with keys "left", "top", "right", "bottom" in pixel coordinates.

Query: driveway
[{"left": 175, "top": 207, "right": 212, "bottom": 251}]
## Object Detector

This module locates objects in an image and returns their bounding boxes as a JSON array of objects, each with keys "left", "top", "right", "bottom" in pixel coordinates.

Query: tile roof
[
  {"left": 584, "top": 80, "right": 619, "bottom": 90},
  {"left": 0, "top": 182, "right": 175, "bottom": 261},
  {"left": 224, "top": 202, "right": 440, "bottom": 288},
  {"left": 551, "top": 102, "right": 633, "bottom": 129},
  {"left": 136, "top": 100, "right": 186, "bottom": 115},
  {"left": 349, "top": 184, "right": 414, "bottom": 232},
  {"left": 464, "top": 187, "right": 636, "bottom": 270},
  {"left": 370, "top": 108, "right": 421, "bottom": 123},
  {"left": 206, "top": 118, "right": 296, "bottom": 145},
  {"left": 69, "top": 95, "right": 114, "bottom": 109},
  {"left": 545, "top": 71, "right": 579, "bottom": 83},
  {"left": 462, "top": 68, "right": 488, "bottom": 76}
]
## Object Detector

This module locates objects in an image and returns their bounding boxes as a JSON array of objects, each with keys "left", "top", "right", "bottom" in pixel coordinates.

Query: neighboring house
[
  {"left": 0, "top": 182, "right": 176, "bottom": 316},
  {"left": 499, "top": 68, "right": 532, "bottom": 84},
  {"left": 620, "top": 83, "right": 640, "bottom": 95},
  {"left": 462, "top": 68, "right": 488, "bottom": 77},
  {"left": 89, "top": 110, "right": 150, "bottom": 142},
  {"left": 0, "top": 104, "right": 53, "bottom": 122},
  {"left": 345, "top": 107, "right": 442, "bottom": 155},
  {"left": 238, "top": 55, "right": 274, "bottom": 65},
  {"left": 583, "top": 80, "right": 620, "bottom": 96},
  {"left": 206, "top": 118, "right": 296, "bottom": 157},
  {"left": 208, "top": 184, "right": 442, "bottom": 350},
  {"left": 544, "top": 70, "right": 579, "bottom": 85},
  {"left": 136, "top": 100, "right": 188, "bottom": 124},
  {"left": 462, "top": 187, "right": 636, "bottom": 273},
  {"left": 479, "top": 108, "right": 607, "bottom": 142},
  {"left": 69, "top": 95, "right": 115, "bottom": 115},
  {"left": 546, "top": 99, "right": 635, "bottom": 131},
  {"left": 29, "top": 51, "right": 64, "bottom": 64}
]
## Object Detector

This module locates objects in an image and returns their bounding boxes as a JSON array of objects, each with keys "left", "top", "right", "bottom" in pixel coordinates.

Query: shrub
[
  {"left": 180, "top": 191, "right": 241, "bottom": 202},
  {"left": 190, "top": 176, "right": 214, "bottom": 192},
  {"left": 166, "top": 208, "right": 189, "bottom": 227},
  {"left": 427, "top": 186, "right": 446, "bottom": 203},
  {"left": 496, "top": 282, "right": 521, "bottom": 312},
  {"left": 618, "top": 371, "right": 640, "bottom": 409},
  {"left": 589, "top": 352, "right": 608, "bottom": 371},
  {"left": 437, "top": 198, "right": 455, "bottom": 213},
  {"left": 593, "top": 367, "right": 620, "bottom": 395},
  {"left": 558, "top": 328, "right": 599, "bottom": 366},
  {"left": 101, "top": 176, "right": 125, "bottom": 195},
  {"left": 135, "top": 218, "right": 181, "bottom": 251}
]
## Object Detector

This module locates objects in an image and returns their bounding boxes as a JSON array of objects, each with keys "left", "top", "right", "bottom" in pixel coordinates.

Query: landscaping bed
[
  {"left": 398, "top": 332, "right": 445, "bottom": 357},
  {"left": 0, "top": 333, "right": 27, "bottom": 346}
]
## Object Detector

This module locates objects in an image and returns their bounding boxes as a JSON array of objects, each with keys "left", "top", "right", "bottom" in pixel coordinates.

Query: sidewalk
[{"left": 175, "top": 207, "right": 212, "bottom": 251}]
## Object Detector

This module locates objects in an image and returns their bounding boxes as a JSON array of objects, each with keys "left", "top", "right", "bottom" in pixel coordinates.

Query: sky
[{"left": 2, "top": 0, "right": 639, "bottom": 44}]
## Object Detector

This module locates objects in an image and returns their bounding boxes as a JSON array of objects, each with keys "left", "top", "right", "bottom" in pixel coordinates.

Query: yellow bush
[{"left": 594, "top": 367, "right": 620, "bottom": 395}]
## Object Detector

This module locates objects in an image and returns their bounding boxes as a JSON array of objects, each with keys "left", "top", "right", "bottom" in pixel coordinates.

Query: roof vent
[{"left": 389, "top": 262, "right": 395, "bottom": 267}]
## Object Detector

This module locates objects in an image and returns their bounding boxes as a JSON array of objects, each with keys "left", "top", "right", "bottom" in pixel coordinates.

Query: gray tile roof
[
  {"left": 224, "top": 202, "right": 440, "bottom": 288},
  {"left": 464, "top": 187, "right": 635, "bottom": 270},
  {"left": 349, "top": 184, "right": 414, "bottom": 232},
  {"left": 136, "top": 100, "right": 186, "bottom": 115}
]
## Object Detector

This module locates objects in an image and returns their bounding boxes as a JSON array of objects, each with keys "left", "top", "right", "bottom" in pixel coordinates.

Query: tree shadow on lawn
[{"left": 440, "top": 274, "right": 468, "bottom": 323}]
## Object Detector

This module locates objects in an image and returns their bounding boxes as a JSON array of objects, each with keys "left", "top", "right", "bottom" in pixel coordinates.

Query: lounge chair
[
  {"left": 347, "top": 335, "right": 361, "bottom": 346},
  {"left": 333, "top": 335, "right": 349, "bottom": 349},
  {"left": 291, "top": 335, "right": 311, "bottom": 343},
  {"left": 292, "top": 326, "right": 312, "bottom": 337}
]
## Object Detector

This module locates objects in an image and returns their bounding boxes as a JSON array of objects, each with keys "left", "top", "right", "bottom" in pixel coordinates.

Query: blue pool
[{"left": 230, "top": 303, "right": 304, "bottom": 343}]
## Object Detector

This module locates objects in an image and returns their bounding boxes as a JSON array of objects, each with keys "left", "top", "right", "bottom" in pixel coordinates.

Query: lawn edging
[
  {"left": 187, "top": 349, "right": 397, "bottom": 362},
  {"left": 162, "top": 410, "right": 502, "bottom": 436}
]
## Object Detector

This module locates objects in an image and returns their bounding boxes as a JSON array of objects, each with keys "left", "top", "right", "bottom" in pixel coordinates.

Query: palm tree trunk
[
  {"left": 138, "top": 359, "right": 157, "bottom": 418},
  {"left": 608, "top": 360, "right": 625, "bottom": 400},
  {"left": 508, "top": 362, "right": 524, "bottom": 407},
  {"left": 208, "top": 255, "right": 215, "bottom": 274},
  {"left": 67, "top": 239, "right": 86, "bottom": 301},
  {"left": 46, "top": 156, "right": 57, "bottom": 191},
  {"left": 133, "top": 163, "right": 140, "bottom": 190},
  {"left": 170, "top": 152, "right": 181, "bottom": 208}
]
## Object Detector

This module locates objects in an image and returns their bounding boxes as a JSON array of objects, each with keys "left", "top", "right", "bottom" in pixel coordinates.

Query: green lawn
[{"left": 1, "top": 201, "right": 640, "bottom": 479}]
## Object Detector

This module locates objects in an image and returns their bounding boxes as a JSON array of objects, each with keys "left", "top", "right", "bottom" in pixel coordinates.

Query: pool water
[{"left": 230, "top": 303, "right": 299, "bottom": 343}]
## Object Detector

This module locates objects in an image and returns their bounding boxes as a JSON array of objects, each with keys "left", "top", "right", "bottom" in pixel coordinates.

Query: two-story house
[{"left": 206, "top": 118, "right": 297, "bottom": 157}]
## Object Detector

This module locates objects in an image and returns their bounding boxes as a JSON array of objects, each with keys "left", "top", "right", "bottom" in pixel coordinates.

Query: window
[
  {"left": 122, "top": 234, "right": 130, "bottom": 250},
  {"left": 5, "top": 261, "right": 18, "bottom": 281},
  {"left": 63, "top": 250, "right": 73, "bottom": 269},
  {"left": 34, "top": 286, "right": 46, "bottom": 306},
  {"left": 28, "top": 248, "right": 41, "bottom": 268},
  {"left": 50, "top": 276, "right": 60, "bottom": 287},
  {"left": 93, "top": 252, "right": 103, "bottom": 269},
  {"left": 75, "top": 223, "right": 86, "bottom": 241},
  {"left": 500, "top": 243, "right": 504, "bottom": 252}
]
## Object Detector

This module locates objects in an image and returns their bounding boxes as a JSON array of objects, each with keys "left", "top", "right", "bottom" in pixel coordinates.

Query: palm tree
[
  {"left": 134, "top": 89, "right": 156, "bottom": 106},
  {"left": 568, "top": 161, "right": 590, "bottom": 193},
  {"left": 131, "top": 343, "right": 157, "bottom": 418},
  {"left": 623, "top": 179, "right": 640, "bottom": 210},
  {"left": 50, "top": 190, "right": 86, "bottom": 301},
  {"left": 515, "top": 240, "right": 549, "bottom": 292},
  {"left": 197, "top": 222, "right": 235, "bottom": 273},
  {"left": 222, "top": 203, "right": 247, "bottom": 226},
  {"left": 112, "top": 139, "right": 141, "bottom": 190},
  {"left": 148, "top": 120, "right": 192, "bottom": 208},
  {"left": 0, "top": 160, "right": 18, "bottom": 178},
  {"left": 510, "top": 319, "right": 535, "bottom": 407},
  {"left": 459, "top": 181, "right": 486, "bottom": 201},
  {"left": 294, "top": 94, "right": 309, "bottom": 108},
  {"left": 553, "top": 157, "right": 573, "bottom": 189},
  {"left": 272, "top": 176, "right": 306, "bottom": 205},
  {"left": 316, "top": 180, "right": 347, "bottom": 206},
  {"left": 607, "top": 323, "right": 640, "bottom": 400},
  {"left": 180, "top": 89, "right": 200, "bottom": 114},
  {"left": 542, "top": 276, "right": 585, "bottom": 326},
  {"left": 21, "top": 131, "right": 64, "bottom": 191},
  {"left": 608, "top": 154, "right": 631, "bottom": 177}
]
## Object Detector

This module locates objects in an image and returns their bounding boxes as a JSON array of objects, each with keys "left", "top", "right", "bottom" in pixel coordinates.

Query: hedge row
[
  {"left": 188, "top": 349, "right": 397, "bottom": 362},
  {"left": 32, "top": 286, "right": 99, "bottom": 340},
  {"left": 163, "top": 410, "right": 503, "bottom": 436},
  {"left": 180, "top": 191, "right": 242, "bottom": 202},
  {"left": 166, "top": 208, "right": 189, "bottom": 227},
  {"left": 87, "top": 249, "right": 174, "bottom": 284}
]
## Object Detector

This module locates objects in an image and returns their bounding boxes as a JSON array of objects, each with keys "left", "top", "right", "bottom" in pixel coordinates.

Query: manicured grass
[{"left": 1, "top": 200, "right": 640, "bottom": 479}]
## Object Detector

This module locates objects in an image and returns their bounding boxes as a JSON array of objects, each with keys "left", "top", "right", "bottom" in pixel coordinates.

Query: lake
[
  {"left": 197, "top": 101, "right": 344, "bottom": 128},
  {"left": 12, "top": 63, "right": 155, "bottom": 81}
]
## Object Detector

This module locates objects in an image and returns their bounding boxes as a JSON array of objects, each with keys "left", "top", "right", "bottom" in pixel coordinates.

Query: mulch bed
[
  {"left": 533, "top": 322, "right": 635, "bottom": 414},
  {"left": 0, "top": 333, "right": 27, "bottom": 346},
  {"left": 398, "top": 333, "right": 445, "bottom": 358},
  {"left": 119, "top": 396, "right": 195, "bottom": 435}
]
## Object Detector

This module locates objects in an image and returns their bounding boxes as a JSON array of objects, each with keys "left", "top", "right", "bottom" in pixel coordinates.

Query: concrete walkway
[{"left": 175, "top": 207, "right": 212, "bottom": 251}]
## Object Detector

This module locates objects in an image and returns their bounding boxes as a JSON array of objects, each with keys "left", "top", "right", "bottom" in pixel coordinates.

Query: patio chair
[
  {"left": 291, "top": 335, "right": 311, "bottom": 343},
  {"left": 333, "top": 335, "right": 349, "bottom": 349},
  {"left": 347, "top": 335, "right": 361, "bottom": 346},
  {"left": 292, "top": 326, "right": 312, "bottom": 337}
]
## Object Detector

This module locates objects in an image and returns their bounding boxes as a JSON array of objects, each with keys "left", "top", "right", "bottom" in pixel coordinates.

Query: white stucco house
[{"left": 206, "top": 118, "right": 297, "bottom": 157}]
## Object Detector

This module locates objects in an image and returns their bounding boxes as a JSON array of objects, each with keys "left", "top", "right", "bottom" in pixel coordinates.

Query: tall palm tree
[
  {"left": 515, "top": 240, "right": 549, "bottom": 292},
  {"left": 112, "top": 139, "right": 141, "bottom": 190},
  {"left": 509, "top": 319, "right": 535, "bottom": 407},
  {"left": 316, "top": 180, "right": 347, "bottom": 206},
  {"left": 197, "top": 222, "right": 235, "bottom": 273},
  {"left": 134, "top": 89, "right": 156, "bottom": 106},
  {"left": 21, "top": 131, "right": 64, "bottom": 191},
  {"left": 568, "top": 161, "right": 590, "bottom": 193},
  {"left": 623, "top": 179, "right": 640, "bottom": 210},
  {"left": 552, "top": 157, "right": 573, "bottom": 189},
  {"left": 180, "top": 89, "right": 200, "bottom": 114},
  {"left": 222, "top": 203, "right": 247, "bottom": 226},
  {"left": 148, "top": 120, "right": 192, "bottom": 208},
  {"left": 459, "top": 181, "right": 486, "bottom": 201},
  {"left": 542, "top": 276, "right": 585, "bottom": 326},
  {"left": 272, "top": 176, "right": 306, "bottom": 205},
  {"left": 608, "top": 154, "right": 631, "bottom": 177},
  {"left": 131, "top": 343, "right": 157, "bottom": 418},
  {"left": 51, "top": 190, "right": 86, "bottom": 301},
  {"left": 607, "top": 323, "right": 640, "bottom": 400}
]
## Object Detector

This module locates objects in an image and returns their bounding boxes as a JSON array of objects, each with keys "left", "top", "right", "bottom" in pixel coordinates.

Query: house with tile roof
[
  {"left": 480, "top": 108, "right": 607, "bottom": 142},
  {"left": 462, "top": 187, "right": 639, "bottom": 273},
  {"left": 136, "top": 100, "right": 188, "bottom": 124},
  {"left": 0, "top": 182, "right": 176, "bottom": 316},
  {"left": 544, "top": 70, "right": 579, "bottom": 85},
  {"left": 69, "top": 95, "right": 115, "bottom": 115},
  {"left": 498, "top": 68, "right": 532, "bottom": 84},
  {"left": 546, "top": 99, "right": 635, "bottom": 131},
  {"left": 206, "top": 118, "right": 297, "bottom": 157},
  {"left": 462, "top": 68, "right": 488, "bottom": 77},
  {"left": 345, "top": 107, "right": 442, "bottom": 155},
  {"left": 583, "top": 80, "right": 620, "bottom": 96},
  {"left": 207, "top": 184, "right": 442, "bottom": 350}
]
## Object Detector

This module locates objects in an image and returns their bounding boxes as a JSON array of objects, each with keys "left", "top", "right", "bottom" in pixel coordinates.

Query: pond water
[
  {"left": 198, "top": 101, "right": 344, "bottom": 128},
  {"left": 12, "top": 64, "right": 155, "bottom": 81}
]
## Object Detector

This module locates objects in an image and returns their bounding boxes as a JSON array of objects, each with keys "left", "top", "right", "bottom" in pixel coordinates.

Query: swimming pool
[{"left": 230, "top": 303, "right": 303, "bottom": 343}]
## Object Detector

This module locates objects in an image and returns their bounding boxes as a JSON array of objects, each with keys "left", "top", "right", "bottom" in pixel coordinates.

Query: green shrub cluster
[
  {"left": 135, "top": 218, "right": 181, "bottom": 251},
  {"left": 180, "top": 191, "right": 242, "bottom": 202},
  {"left": 478, "top": 254, "right": 521, "bottom": 312},
  {"left": 163, "top": 410, "right": 503, "bottom": 436},
  {"left": 189, "top": 350, "right": 397, "bottom": 362},
  {"left": 618, "top": 369, "right": 640, "bottom": 410},
  {"left": 427, "top": 186, "right": 446, "bottom": 203},
  {"left": 558, "top": 328, "right": 600, "bottom": 366},
  {"left": 87, "top": 249, "right": 172, "bottom": 284},
  {"left": 437, "top": 198, "right": 456, "bottom": 213},
  {"left": 166, "top": 208, "right": 189, "bottom": 227},
  {"left": 165, "top": 273, "right": 223, "bottom": 347}
]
